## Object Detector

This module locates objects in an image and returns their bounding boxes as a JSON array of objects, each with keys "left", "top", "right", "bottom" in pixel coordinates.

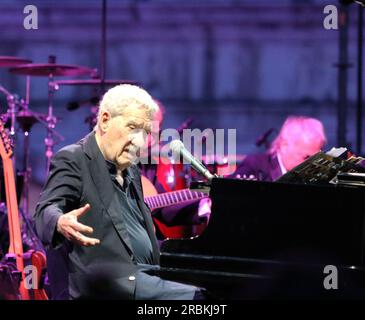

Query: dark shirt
[{"left": 106, "top": 161, "right": 154, "bottom": 264}]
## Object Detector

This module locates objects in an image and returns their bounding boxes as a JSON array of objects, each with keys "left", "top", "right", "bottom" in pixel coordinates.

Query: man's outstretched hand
[{"left": 56, "top": 204, "right": 100, "bottom": 246}]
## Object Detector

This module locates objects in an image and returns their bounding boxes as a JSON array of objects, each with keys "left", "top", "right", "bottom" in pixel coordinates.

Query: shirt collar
[
  {"left": 106, "top": 160, "right": 134, "bottom": 186},
  {"left": 106, "top": 160, "right": 117, "bottom": 175}
]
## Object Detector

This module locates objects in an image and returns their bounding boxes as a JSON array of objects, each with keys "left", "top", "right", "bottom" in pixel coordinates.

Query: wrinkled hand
[{"left": 56, "top": 203, "right": 100, "bottom": 246}]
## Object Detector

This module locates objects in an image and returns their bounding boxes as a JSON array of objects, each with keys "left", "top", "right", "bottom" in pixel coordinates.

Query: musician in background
[
  {"left": 232, "top": 116, "right": 327, "bottom": 181},
  {"left": 139, "top": 100, "right": 211, "bottom": 239},
  {"left": 33, "top": 84, "right": 205, "bottom": 300}
]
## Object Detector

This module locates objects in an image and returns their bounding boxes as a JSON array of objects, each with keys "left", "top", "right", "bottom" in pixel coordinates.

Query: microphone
[
  {"left": 255, "top": 128, "right": 275, "bottom": 147},
  {"left": 169, "top": 140, "right": 215, "bottom": 181}
]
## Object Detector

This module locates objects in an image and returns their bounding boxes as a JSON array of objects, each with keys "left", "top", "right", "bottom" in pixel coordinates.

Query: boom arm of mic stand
[{"left": 0, "top": 85, "right": 13, "bottom": 98}]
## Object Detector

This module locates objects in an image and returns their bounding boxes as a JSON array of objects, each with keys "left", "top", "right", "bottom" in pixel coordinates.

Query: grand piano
[{"left": 156, "top": 151, "right": 365, "bottom": 299}]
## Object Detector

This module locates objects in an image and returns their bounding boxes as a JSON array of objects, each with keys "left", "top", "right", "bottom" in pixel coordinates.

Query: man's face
[
  {"left": 280, "top": 138, "right": 323, "bottom": 171},
  {"left": 99, "top": 106, "right": 152, "bottom": 170}
]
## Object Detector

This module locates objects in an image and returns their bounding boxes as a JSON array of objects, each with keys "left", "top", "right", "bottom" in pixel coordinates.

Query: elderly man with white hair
[
  {"left": 33, "top": 84, "right": 204, "bottom": 300},
  {"left": 233, "top": 116, "right": 327, "bottom": 181}
]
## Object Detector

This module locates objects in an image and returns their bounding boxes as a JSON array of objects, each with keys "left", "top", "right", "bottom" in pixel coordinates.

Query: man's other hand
[{"left": 56, "top": 204, "right": 100, "bottom": 246}]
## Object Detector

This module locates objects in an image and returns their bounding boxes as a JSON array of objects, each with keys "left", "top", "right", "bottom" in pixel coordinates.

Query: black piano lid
[{"left": 161, "top": 178, "right": 365, "bottom": 267}]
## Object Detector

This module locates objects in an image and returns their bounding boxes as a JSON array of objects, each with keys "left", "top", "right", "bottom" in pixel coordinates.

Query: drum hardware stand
[
  {"left": 17, "top": 102, "right": 62, "bottom": 251},
  {"left": 45, "top": 56, "right": 63, "bottom": 175},
  {"left": 0, "top": 83, "right": 62, "bottom": 251},
  {"left": 45, "top": 75, "right": 57, "bottom": 174},
  {"left": 0, "top": 85, "right": 18, "bottom": 169},
  {"left": 16, "top": 101, "right": 42, "bottom": 250}
]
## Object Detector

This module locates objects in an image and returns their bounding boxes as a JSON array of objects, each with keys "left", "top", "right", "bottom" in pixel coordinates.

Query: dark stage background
[{"left": 0, "top": 0, "right": 362, "bottom": 212}]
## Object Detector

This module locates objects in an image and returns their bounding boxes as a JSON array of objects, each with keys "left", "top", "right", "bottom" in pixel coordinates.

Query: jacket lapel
[{"left": 83, "top": 132, "right": 134, "bottom": 256}]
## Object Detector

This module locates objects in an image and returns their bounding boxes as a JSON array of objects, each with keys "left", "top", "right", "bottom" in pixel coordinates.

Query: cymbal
[
  {"left": 54, "top": 79, "right": 138, "bottom": 86},
  {"left": 0, "top": 56, "right": 32, "bottom": 67},
  {"left": 16, "top": 110, "right": 62, "bottom": 130},
  {"left": 16, "top": 110, "right": 41, "bottom": 129},
  {"left": 8, "top": 63, "right": 95, "bottom": 77}
]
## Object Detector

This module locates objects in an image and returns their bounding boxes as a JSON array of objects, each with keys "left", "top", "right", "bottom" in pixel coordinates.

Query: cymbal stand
[
  {"left": 25, "top": 76, "right": 30, "bottom": 106},
  {"left": 45, "top": 74, "right": 58, "bottom": 175},
  {"left": 23, "top": 76, "right": 31, "bottom": 222},
  {"left": 0, "top": 85, "right": 17, "bottom": 169},
  {"left": 0, "top": 85, "right": 35, "bottom": 249},
  {"left": 17, "top": 103, "right": 43, "bottom": 251},
  {"left": 17, "top": 95, "right": 62, "bottom": 251},
  {"left": 17, "top": 101, "right": 34, "bottom": 225}
]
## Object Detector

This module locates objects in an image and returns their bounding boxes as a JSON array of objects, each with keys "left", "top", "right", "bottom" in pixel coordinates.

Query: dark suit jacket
[
  {"left": 33, "top": 132, "right": 160, "bottom": 299},
  {"left": 232, "top": 153, "right": 283, "bottom": 182}
]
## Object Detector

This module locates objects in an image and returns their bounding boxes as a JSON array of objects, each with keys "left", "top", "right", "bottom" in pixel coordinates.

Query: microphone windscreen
[{"left": 169, "top": 140, "right": 184, "bottom": 153}]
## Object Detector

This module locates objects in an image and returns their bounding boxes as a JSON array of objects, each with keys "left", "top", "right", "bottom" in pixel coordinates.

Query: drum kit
[
  {"left": 0, "top": 54, "right": 244, "bottom": 250},
  {"left": 0, "top": 55, "right": 136, "bottom": 250}
]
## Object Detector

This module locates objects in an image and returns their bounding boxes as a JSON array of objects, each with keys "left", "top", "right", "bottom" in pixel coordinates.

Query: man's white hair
[
  {"left": 270, "top": 116, "right": 327, "bottom": 154},
  {"left": 96, "top": 84, "right": 159, "bottom": 128}
]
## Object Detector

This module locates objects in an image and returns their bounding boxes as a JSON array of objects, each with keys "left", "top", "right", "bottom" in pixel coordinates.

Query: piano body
[{"left": 157, "top": 151, "right": 365, "bottom": 299}]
